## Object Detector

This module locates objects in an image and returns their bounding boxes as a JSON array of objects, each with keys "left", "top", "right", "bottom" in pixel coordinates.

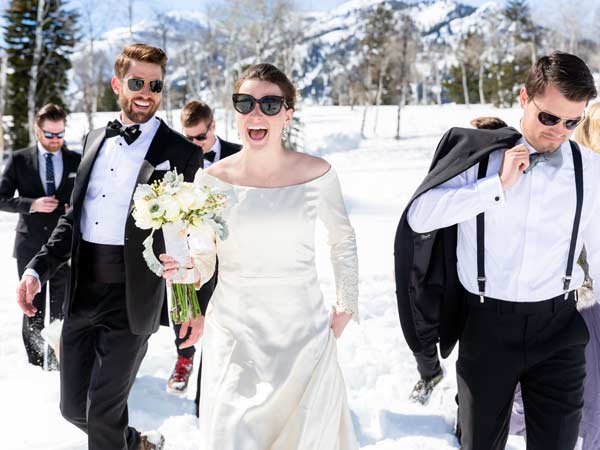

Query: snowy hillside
[
  {"left": 0, "top": 103, "right": 530, "bottom": 450},
  {"left": 69, "top": 0, "right": 541, "bottom": 105}
]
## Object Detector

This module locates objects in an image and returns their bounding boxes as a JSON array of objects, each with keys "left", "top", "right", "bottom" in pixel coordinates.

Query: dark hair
[
  {"left": 470, "top": 116, "right": 508, "bottom": 130},
  {"left": 235, "top": 63, "right": 297, "bottom": 109},
  {"left": 35, "top": 103, "right": 67, "bottom": 127},
  {"left": 181, "top": 100, "right": 213, "bottom": 127},
  {"left": 525, "top": 52, "right": 597, "bottom": 102},
  {"left": 114, "top": 43, "right": 167, "bottom": 79}
]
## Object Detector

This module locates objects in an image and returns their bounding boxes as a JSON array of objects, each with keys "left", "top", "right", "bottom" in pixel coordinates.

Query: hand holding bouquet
[{"left": 132, "top": 169, "right": 228, "bottom": 324}]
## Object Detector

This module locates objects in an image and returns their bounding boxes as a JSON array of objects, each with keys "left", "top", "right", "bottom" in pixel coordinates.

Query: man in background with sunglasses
[
  {"left": 395, "top": 51, "right": 600, "bottom": 450},
  {"left": 165, "top": 100, "right": 240, "bottom": 408},
  {"left": 181, "top": 100, "right": 241, "bottom": 168},
  {"left": 16, "top": 44, "right": 202, "bottom": 450},
  {"left": 0, "top": 103, "right": 80, "bottom": 370}
]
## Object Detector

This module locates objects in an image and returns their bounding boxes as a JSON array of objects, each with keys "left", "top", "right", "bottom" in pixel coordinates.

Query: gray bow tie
[{"left": 524, "top": 150, "right": 563, "bottom": 173}]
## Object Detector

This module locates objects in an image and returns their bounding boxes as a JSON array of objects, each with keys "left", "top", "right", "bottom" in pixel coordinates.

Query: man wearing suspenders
[{"left": 401, "top": 52, "right": 600, "bottom": 450}]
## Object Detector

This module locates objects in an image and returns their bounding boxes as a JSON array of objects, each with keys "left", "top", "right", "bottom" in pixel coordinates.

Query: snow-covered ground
[{"left": 1, "top": 104, "right": 529, "bottom": 449}]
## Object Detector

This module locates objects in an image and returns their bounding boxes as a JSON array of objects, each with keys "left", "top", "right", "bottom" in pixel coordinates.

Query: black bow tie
[
  {"left": 105, "top": 120, "right": 142, "bottom": 145},
  {"left": 204, "top": 150, "right": 216, "bottom": 163}
]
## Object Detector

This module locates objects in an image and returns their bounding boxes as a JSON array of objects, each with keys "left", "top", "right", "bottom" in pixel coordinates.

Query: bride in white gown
[{"left": 162, "top": 63, "right": 359, "bottom": 450}]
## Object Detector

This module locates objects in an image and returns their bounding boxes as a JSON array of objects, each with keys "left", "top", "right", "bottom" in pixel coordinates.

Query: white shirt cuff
[
  {"left": 23, "top": 268, "right": 42, "bottom": 294},
  {"left": 477, "top": 174, "right": 505, "bottom": 209}
]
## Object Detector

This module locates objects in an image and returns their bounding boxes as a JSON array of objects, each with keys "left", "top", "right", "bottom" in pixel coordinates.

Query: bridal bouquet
[{"left": 132, "top": 170, "right": 228, "bottom": 323}]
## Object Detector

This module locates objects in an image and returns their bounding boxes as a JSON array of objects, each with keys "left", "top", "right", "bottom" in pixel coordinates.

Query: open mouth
[
  {"left": 133, "top": 99, "right": 152, "bottom": 110},
  {"left": 247, "top": 125, "right": 268, "bottom": 141}
]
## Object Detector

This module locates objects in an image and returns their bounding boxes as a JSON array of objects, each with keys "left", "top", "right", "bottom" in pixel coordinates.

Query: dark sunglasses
[
  {"left": 232, "top": 94, "right": 288, "bottom": 116},
  {"left": 532, "top": 99, "right": 583, "bottom": 131},
  {"left": 127, "top": 78, "right": 164, "bottom": 93},
  {"left": 41, "top": 130, "right": 65, "bottom": 139},
  {"left": 185, "top": 120, "right": 213, "bottom": 142}
]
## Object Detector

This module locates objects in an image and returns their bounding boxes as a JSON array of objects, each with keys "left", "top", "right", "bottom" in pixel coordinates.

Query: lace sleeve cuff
[{"left": 333, "top": 266, "right": 359, "bottom": 323}]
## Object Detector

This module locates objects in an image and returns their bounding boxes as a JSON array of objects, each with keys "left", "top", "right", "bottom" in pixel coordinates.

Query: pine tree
[
  {"left": 443, "top": 63, "right": 481, "bottom": 104},
  {"left": 358, "top": 3, "right": 400, "bottom": 136},
  {"left": 4, "top": 0, "right": 78, "bottom": 150},
  {"left": 504, "top": 0, "right": 540, "bottom": 65}
]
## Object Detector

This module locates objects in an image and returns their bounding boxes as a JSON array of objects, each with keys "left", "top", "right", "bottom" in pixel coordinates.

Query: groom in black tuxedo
[
  {"left": 16, "top": 44, "right": 203, "bottom": 450},
  {"left": 0, "top": 103, "right": 80, "bottom": 369}
]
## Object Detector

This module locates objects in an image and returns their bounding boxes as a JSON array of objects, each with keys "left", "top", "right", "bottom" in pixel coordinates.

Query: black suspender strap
[
  {"left": 476, "top": 155, "right": 490, "bottom": 303},
  {"left": 564, "top": 140, "right": 584, "bottom": 298}
]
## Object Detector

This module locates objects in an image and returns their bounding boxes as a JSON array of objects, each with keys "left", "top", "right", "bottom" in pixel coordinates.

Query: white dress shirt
[
  {"left": 408, "top": 137, "right": 600, "bottom": 302},
  {"left": 203, "top": 137, "right": 222, "bottom": 168},
  {"left": 80, "top": 116, "right": 160, "bottom": 245},
  {"left": 37, "top": 143, "right": 63, "bottom": 193}
]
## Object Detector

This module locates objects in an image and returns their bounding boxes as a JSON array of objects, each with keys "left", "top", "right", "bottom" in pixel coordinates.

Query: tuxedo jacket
[
  {"left": 218, "top": 137, "right": 242, "bottom": 160},
  {"left": 27, "top": 119, "right": 203, "bottom": 335},
  {"left": 393, "top": 126, "right": 522, "bottom": 358},
  {"left": 197, "top": 136, "right": 241, "bottom": 314},
  {"left": 0, "top": 145, "right": 81, "bottom": 263}
]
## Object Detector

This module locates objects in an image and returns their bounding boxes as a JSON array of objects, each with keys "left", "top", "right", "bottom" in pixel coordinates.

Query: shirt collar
[
  {"left": 116, "top": 113, "right": 160, "bottom": 137},
  {"left": 516, "top": 136, "right": 567, "bottom": 156},
  {"left": 37, "top": 142, "right": 62, "bottom": 159},
  {"left": 206, "top": 137, "right": 221, "bottom": 157}
]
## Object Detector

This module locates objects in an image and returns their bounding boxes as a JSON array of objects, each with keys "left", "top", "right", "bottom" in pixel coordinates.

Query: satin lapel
[
  {"left": 127, "top": 119, "right": 170, "bottom": 215},
  {"left": 72, "top": 129, "right": 106, "bottom": 212}
]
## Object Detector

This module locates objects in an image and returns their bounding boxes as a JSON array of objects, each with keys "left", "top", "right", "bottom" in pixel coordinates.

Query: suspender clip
[
  {"left": 563, "top": 276, "right": 573, "bottom": 299},
  {"left": 477, "top": 277, "right": 486, "bottom": 303}
]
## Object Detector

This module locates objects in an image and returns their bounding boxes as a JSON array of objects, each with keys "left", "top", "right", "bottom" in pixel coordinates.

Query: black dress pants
[
  {"left": 17, "top": 257, "right": 68, "bottom": 368},
  {"left": 413, "top": 343, "right": 442, "bottom": 381},
  {"left": 59, "top": 277, "right": 149, "bottom": 450},
  {"left": 173, "top": 322, "right": 196, "bottom": 359},
  {"left": 457, "top": 293, "right": 589, "bottom": 450},
  {"left": 172, "top": 322, "right": 203, "bottom": 417}
]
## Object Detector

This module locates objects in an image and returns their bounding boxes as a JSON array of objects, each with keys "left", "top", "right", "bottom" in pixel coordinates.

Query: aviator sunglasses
[
  {"left": 232, "top": 94, "right": 289, "bottom": 116},
  {"left": 185, "top": 120, "right": 213, "bottom": 142},
  {"left": 127, "top": 77, "right": 164, "bottom": 93},
  {"left": 532, "top": 99, "right": 584, "bottom": 130},
  {"left": 41, "top": 130, "right": 65, "bottom": 139}
]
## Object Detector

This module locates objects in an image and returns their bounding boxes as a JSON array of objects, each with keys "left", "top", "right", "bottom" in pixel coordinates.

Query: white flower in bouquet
[
  {"left": 162, "top": 196, "right": 182, "bottom": 222},
  {"left": 133, "top": 184, "right": 156, "bottom": 203},
  {"left": 175, "top": 183, "right": 204, "bottom": 211},
  {"left": 132, "top": 169, "right": 229, "bottom": 324},
  {"left": 134, "top": 209, "right": 157, "bottom": 230}
]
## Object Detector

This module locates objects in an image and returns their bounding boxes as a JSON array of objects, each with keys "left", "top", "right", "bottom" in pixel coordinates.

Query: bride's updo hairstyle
[{"left": 235, "top": 63, "right": 297, "bottom": 111}]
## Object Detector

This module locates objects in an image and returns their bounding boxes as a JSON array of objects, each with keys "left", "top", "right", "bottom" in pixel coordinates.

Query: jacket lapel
[
  {"left": 30, "top": 145, "right": 47, "bottom": 195},
  {"left": 128, "top": 119, "right": 170, "bottom": 215}
]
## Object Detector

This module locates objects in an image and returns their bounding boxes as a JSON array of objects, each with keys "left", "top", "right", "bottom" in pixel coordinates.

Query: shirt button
[
  {"left": 102, "top": 194, "right": 106, "bottom": 198},
  {"left": 95, "top": 221, "right": 99, "bottom": 225},
  {"left": 110, "top": 168, "right": 114, "bottom": 172},
  {"left": 494, "top": 196, "right": 500, "bottom": 201}
]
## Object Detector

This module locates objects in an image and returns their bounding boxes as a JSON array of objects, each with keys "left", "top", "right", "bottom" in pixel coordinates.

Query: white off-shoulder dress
[{"left": 190, "top": 167, "right": 359, "bottom": 450}]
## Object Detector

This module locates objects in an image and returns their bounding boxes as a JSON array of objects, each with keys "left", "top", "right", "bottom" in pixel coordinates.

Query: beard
[
  {"left": 119, "top": 94, "right": 160, "bottom": 124},
  {"left": 40, "top": 140, "right": 63, "bottom": 152}
]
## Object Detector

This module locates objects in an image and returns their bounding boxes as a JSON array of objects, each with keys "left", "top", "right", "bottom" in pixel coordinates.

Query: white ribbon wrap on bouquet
[{"left": 162, "top": 221, "right": 196, "bottom": 284}]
